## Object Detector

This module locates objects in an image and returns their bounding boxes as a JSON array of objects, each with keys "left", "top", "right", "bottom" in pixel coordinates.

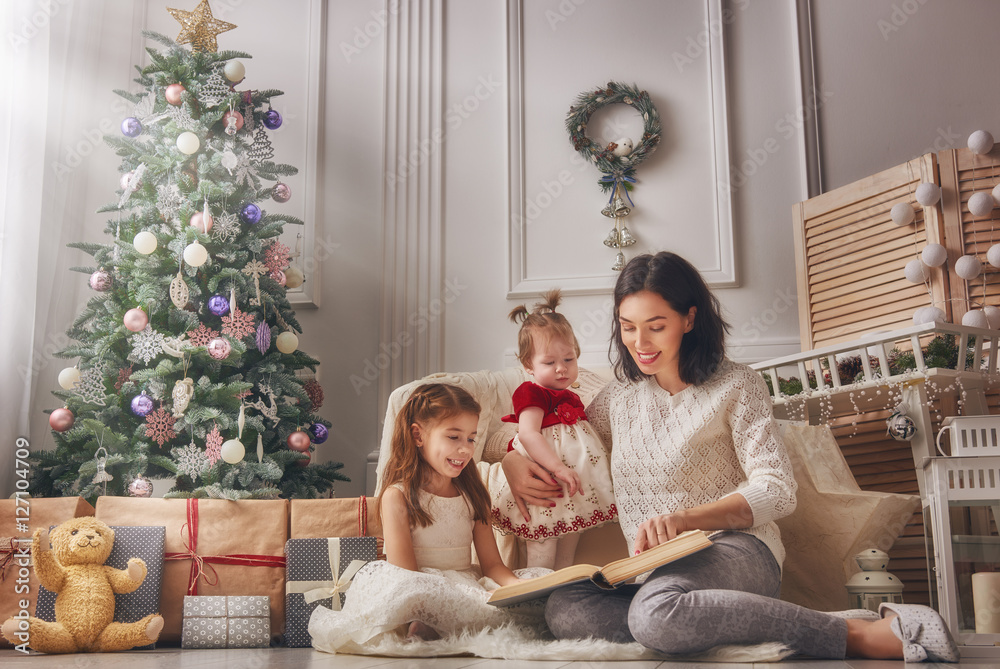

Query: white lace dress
[{"left": 308, "top": 489, "right": 547, "bottom": 653}]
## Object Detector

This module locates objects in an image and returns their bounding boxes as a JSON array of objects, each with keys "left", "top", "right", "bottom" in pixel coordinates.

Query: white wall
[{"left": 18, "top": 0, "right": 1000, "bottom": 499}]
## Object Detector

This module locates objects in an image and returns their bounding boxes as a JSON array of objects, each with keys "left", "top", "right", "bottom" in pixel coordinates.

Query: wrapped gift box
[
  {"left": 283, "top": 536, "right": 377, "bottom": 647},
  {"left": 182, "top": 595, "right": 270, "bottom": 648},
  {"left": 289, "top": 496, "right": 382, "bottom": 539},
  {"left": 0, "top": 497, "right": 94, "bottom": 648},
  {"left": 95, "top": 497, "right": 287, "bottom": 643},
  {"left": 36, "top": 525, "right": 165, "bottom": 650}
]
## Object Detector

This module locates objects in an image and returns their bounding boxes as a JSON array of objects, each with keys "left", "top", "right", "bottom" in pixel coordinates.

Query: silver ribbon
[
  {"left": 285, "top": 538, "right": 367, "bottom": 610},
  {"left": 890, "top": 616, "right": 927, "bottom": 663}
]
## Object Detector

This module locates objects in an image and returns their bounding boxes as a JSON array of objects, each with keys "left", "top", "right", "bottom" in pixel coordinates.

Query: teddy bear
[{"left": 0, "top": 516, "right": 163, "bottom": 653}]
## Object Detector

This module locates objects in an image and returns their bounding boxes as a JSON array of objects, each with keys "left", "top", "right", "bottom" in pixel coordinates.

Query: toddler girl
[
  {"left": 492, "top": 290, "right": 617, "bottom": 569},
  {"left": 309, "top": 383, "right": 545, "bottom": 653}
]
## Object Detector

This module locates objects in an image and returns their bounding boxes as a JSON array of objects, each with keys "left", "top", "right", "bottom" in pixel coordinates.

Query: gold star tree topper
[{"left": 167, "top": 0, "right": 237, "bottom": 53}]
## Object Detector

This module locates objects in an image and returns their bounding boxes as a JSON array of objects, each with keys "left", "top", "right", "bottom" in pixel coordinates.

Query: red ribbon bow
[{"left": 163, "top": 499, "right": 286, "bottom": 596}]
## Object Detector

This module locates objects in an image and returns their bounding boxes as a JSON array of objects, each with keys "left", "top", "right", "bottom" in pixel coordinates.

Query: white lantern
[
  {"left": 276, "top": 331, "right": 299, "bottom": 354},
  {"left": 224, "top": 60, "right": 246, "bottom": 83},
  {"left": 220, "top": 439, "right": 245, "bottom": 464},
  {"left": 968, "top": 130, "right": 995, "bottom": 155},
  {"left": 992, "top": 183, "right": 1000, "bottom": 206},
  {"left": 955, "top": 254, "right": 983, "bottom": 280},
  {"left": 846, "top": 549, "right": 904, "bottom": 613},
  {"left": 133, "top": 231, "right": 157, "bottom": 255},
  {"left": 903, "top": 258, "right": 928, "bottom": 283},
  {"left": 183, "top": 242, "right": 209, "bottom": 267},
  {"left": 176, "top": 131, "right": 200, "bottom": 155},
  {"left": 890, "top": 203, "right": 915, "bottom": 226},
  {"left": 921, "top": 243, "right": 947, "bottom": 267},
  {"left": 968, "top": 192, "right": 995, "bottom": 217},
  {"left": 984, "top": 305, "right": 1000, "bottom": 329},
  {"left": 58, "top": 367, "right": 81, "bottom": 390},
  {"left": 915, "top": 182, "right": 942, "bottom": 206},
  {"left": 963, "top": 309, "right": 990, "bottom": 329},
  {"left": 988, "top": 244, "right": 1000, "bottom": 269}
]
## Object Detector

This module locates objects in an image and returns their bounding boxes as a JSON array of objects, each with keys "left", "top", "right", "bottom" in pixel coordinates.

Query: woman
[{"left": 502, "top": 252, "right": 957, "bottom": 662}]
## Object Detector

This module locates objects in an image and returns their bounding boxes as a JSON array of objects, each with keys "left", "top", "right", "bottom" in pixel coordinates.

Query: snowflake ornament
[
  {"left": 157, "top": 183, "right": 185, "bottom": 224},
  {"left": 128, "top": 325, "right": 165, "bottom": 364},
  {"left": 263, "top": 240, "right": 291, "bottom": 274},
  {"left": 187, "top": 323, "right": 221, "bottom": 347},
  {"left": 205, "top": 425, "right": 223, "bottom": 465},
  {"left": 222, "top": 306, "right": 256, "bottom": 339},
  {"left": 166, "top": 103, "right": 199, "bottom": 131},
  {"left": 212, "top": 211, "right": 241, "bottom": 243},
  {"left": 173, "top": 441, "right": 209, "bottom": 479},
  {"left": 115, "top": 365, "right": 134, "bottom": 391},
  {"left": 73, "top": 365, "right": 108, "bottom": 407},
  {"left": 145, "top": 407, "right": 177, "bottom": 446}
]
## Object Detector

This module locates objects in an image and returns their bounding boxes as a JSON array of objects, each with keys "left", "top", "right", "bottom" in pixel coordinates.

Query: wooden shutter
[
  {"left": 938, "top": 146, "right": 1000, "bottom": 323},
  {"left": 793, "top": 154, "right": 949, "bottom": 350}
]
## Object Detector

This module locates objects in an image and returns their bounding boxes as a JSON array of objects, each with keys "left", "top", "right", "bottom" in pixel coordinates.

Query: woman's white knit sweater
[{"left": 587, "top": 359, "right": 797, "bottom": 567}]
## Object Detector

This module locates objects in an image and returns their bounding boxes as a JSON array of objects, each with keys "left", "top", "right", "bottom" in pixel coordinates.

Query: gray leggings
[{"left": 545, "top": 531, "right": 848, "bottom": 658}]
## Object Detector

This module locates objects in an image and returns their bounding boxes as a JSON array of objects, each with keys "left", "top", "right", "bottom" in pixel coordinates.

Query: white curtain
[{"left": 0, "top": 1, "right": 141, "bottom": 497}]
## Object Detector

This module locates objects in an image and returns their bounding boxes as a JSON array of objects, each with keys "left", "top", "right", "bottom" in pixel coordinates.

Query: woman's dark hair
[{"left": 610, "top": 252, "right": 730, "bottom": 385}]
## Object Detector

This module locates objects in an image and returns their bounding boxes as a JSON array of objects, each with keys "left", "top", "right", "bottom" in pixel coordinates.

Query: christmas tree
[{"left": 29, "top": 7, "right": 346, "bottom": 502}]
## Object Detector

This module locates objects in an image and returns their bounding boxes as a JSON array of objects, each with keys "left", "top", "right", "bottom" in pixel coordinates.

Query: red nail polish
[{"left": 550, "top": 503, "right": 557, "bottom": 508}]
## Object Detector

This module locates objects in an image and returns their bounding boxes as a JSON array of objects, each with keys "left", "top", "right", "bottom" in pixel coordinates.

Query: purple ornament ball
[
  {"left": 240, "top": 202, "right": 262, "bottom": 225},
  {"left": 309, "top": 423, "right": 329, "bottom": 444},
  {"left": 208, "top": 294, "right": 230, "bottom": 316},
  {"left": 256, "top": 321, "right": 271, "bottom": 354},
  {"left": 263, "top": 109, "right": 282, "bottom": 130},
  {"left": 131, "top": 392, "right": 154, "bottom": 416},
  {"left": 121, "top": 117, "right": 142, "bottom": 137},
  {"left": 272, "top": 183, "right": 291, "bottom": 203}
]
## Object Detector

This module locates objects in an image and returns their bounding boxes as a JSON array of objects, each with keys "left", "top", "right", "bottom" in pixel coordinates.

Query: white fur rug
[{"left": 331, "top": 622, "right": 795, "bottom": 662}]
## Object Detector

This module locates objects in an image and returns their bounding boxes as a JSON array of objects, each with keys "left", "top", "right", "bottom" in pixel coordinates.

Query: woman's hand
[
  {"left": 501, "top": 450, "right": 563, "bottom": 523},
  {"left": 632, "top": 512, "right": 690, "bottom": 555}
]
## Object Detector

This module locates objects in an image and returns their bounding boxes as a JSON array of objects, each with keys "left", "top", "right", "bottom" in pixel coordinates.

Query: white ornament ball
[
  {"left": 58, "top": 367, "right": 81, "bottom": 390},
  {"left": 890, "top": 202, "right": 915, "bottom": 226},
  {"left": 220, "top": 439, "right": 245, "bottom": 464},
  {"left": 284, "top": 266, "right": 304, "bottom": 289},
  {"left": 176, "top": 131, "right": 200, "bottom": 155},
  {"left": 988, "top": 244, "right": 1000, "bottom": 268},
  {"left": 276, "top": 331, "right": 299, "bottom": 354},
  {"left": 133, "top": 230, "right": 157, "bottom": 255},
  {"left": 963, "top": 309, "right": 990, "bottom": 329},
  {"left": 968, "top": 130, "right": 995, "bottom": 155},
  {"left": 903, "top": 258, "right": 928, "bottom": 283},
  {"left": 915, "top": 182, "right": 942, "bottom": 206},
  {"left": 985, "top": 305, "right": 1000, "bottom": 329},
  {"left": 969, "top": 192, "right": 995, "bottom": 217},
  {"left": 924, "top": 306, "right": 947, "bottom": 324},
  {"left": 224, "top": 60, "right": 246, "bottom": 83},
  {"left": 183, "top": 242, "right": 209, "bottom": 267},
  {"left": 955, "top": 254, "right": 983, "bottom": 280},
  {"left": 921, "top": 243, "right": 947, "bottom": 267},
  {"left": 912, "top": 307, "right": 930, "bottom": 326},
  {"left": 993, "top": 183, "right": 1000, "bottom": 206}
]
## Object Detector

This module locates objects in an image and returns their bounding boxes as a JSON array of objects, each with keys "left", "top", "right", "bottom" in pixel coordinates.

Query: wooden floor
[{"left": 2, "top": 647, "right": 999, "bottom": 668}]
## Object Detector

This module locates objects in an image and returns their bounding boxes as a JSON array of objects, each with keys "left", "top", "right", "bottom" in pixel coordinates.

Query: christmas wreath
[{"left": 565, "top": 81, "right": 661, "bottom": 199}]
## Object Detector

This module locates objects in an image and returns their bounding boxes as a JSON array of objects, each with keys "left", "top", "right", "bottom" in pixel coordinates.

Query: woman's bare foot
[
  {"left": 406, "top": 621, "right": 440, "bottom": 641},
  {"left": 845, "top": 615, "right": 904, "bottom": 659}
]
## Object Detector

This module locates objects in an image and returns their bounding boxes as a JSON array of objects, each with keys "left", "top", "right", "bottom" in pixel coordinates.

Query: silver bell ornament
[
  {"left": 611, "top": 251, "right": 625, "bottom": 272},
  {"left": 601, "top": 201, "right": 616, "bottom": 218},
  {"left": 887, "top": 413, "right": 916, "bottom": 441},
  {"left": 618, "top": 225, "right": 637, "bottom": 247},
  {"left": 603, "top": 228, "right": 620, "bottom": 249},
  {"left": 612, "top": 196, "right": 631, "bottom": 218}
]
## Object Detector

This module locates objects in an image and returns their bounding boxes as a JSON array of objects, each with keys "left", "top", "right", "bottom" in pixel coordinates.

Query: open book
[{"left": 488, "top": 529, "right": 712, "bottom": 607}]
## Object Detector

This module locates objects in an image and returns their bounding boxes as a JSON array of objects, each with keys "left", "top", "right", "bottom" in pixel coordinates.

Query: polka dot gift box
[
  {"left": 181, "top": 595, "right": 271, "bottom": 649},
  {"left": 283, "top": 536, "right": 378, "bottom": 647},
  {"left": 35, "top": 524, "right": 165, "bottom": 650}
]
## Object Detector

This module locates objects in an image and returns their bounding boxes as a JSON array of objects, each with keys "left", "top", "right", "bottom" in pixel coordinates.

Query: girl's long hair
[
  {"left": 509, "top": 289, "right": 580, "bottom": 366},
  {"left": 377, "top": 383, "right": 491, "bottom": 527},
  {"left": 611, "top": 252, "right": 731, "bottom": 385}
]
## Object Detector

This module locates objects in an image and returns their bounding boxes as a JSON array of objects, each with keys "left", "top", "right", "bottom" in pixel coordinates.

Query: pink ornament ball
[
  {"left": 165, "top": 83, "right": 185, "bottom": 106},
  {"left": 270, "top": 269, "right": 287, "bottom": 286},
  {"left": 223, "top": 110, "right": 244, "bottom": 134},
  {"left": 49, "top": 407, "right": 75, "bottom": 432},
  {"left": 272, "top": 183, "right": 291, "bottom": 203},
  {"left": 190, "top": 211, "right": 214, "bottom": 233},
  {"left": 90, "top": 269, "right": 112, "bottom": 291},
  {"left": 207, "top": 337, "right": 232, "bottom": 360},
  {"left": 124, "top": 307, "right": 148, "bottom": 332},
  {"left": 287, "top": 430, "right": 311, "bottom": 452},
  {"left": 295, "top": 451, "right": 311, "bottom": 467}
]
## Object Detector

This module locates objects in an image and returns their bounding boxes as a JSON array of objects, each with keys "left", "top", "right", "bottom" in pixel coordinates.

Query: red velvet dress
[{"left": 490, "top": 382, "right": 617, "bottom": 541}]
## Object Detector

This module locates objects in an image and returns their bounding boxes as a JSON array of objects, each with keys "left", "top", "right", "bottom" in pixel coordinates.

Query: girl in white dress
[
  {"left": 309, "top": 383, "right": 545, "bottom": 653},
  {"left": 491, "top": 290, "right": 617, "bottom": 570}
]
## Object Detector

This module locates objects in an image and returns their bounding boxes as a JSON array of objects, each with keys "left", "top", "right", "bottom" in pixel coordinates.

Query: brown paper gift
[
  {"left": 95, "top": 496, "right": 287, "bottom": 644},
  {"left": 290, "top": 496, "right": 384, "bottom": 558},
  {"left": 0, "top": 497, "right": 94, "bottom": 648}
]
